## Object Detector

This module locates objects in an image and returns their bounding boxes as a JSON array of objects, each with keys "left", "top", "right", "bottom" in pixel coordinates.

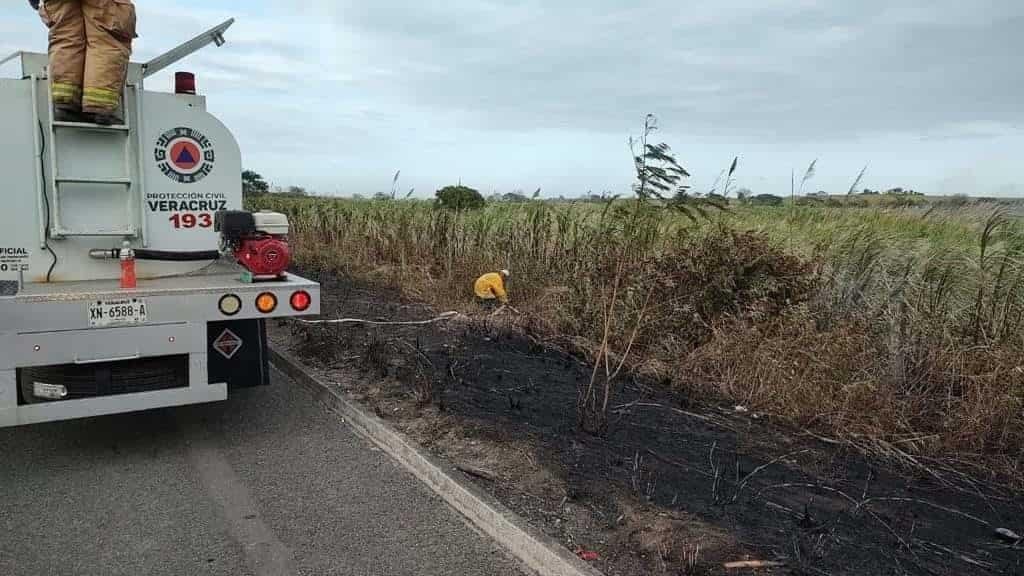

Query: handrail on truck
[
  {"left": 1, "top": 18, "right": 235, "bottom": 81},
  {"left": 141, "top": 19, "right": 236, "bottom": 79}
]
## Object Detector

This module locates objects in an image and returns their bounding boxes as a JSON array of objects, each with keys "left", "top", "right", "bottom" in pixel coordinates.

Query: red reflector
[
  {"left": 290, "top": 291, "right": 311, "bottom": 312},
  {"left": 175, "top": 71, "right": 196, "bottom": 95}
]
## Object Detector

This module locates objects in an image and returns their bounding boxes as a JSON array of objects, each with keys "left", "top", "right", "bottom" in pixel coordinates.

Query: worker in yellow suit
[
  {"left": 474, "top": 270, "right": 511, "bottom": 309},
  {"left": 31, "top": 0, "right": 137, "bottom": 125}
]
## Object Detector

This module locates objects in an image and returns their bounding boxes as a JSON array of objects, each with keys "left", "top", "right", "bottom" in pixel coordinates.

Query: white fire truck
[{"left": 0, "top": 20, "right": 320, "bottom": 427}]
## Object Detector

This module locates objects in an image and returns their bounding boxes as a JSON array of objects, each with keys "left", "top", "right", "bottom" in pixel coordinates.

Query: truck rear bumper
[
  {"left": 1, "top": 267, "right": 320, "bottom": 332},
  {"left": 0, "top": 267, "right": 319, "bottom": 427},
  {"left": 0, "top": 377, "right": 226, "bottom": 427}
]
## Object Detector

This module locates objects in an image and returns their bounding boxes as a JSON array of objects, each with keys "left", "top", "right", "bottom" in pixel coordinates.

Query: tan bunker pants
[{"left": 38, "top": 0, "right": 136, "bottom": 114}]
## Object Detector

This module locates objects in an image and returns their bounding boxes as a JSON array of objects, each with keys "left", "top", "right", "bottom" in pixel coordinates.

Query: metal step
[
  {"left": 52, "top": 121, "right": 130, "bottom": 132},
  {"left": 55, "top": 176, "right": 132, "bottom": 185}
]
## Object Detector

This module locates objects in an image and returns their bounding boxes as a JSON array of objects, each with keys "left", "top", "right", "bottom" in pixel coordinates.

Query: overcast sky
[{"left": 3, "top": 1, "right": 1022, "bottom": 198}]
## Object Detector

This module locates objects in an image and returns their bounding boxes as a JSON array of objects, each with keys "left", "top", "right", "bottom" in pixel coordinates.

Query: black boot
[
  {"left": 88, "top": 112, "right": 124, "bottom": 126},
  {"left": 53, "top": 105, "right": 86, "bottom": 123}
]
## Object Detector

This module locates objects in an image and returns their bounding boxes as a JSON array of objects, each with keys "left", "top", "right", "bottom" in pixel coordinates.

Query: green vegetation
[
  {"left": 241, "top": 169, "right": 269, "bottom": 197},
  {"left": 250, "top": 193, "right": 1024, "bottom": 481},
  {"left": 435, "top": 185, "right": 486, "bottom": 210}
]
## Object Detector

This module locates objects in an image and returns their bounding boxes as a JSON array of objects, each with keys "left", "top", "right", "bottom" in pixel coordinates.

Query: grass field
[{"left": 251, "top": 194, "right": 1024, "bottom": 482}]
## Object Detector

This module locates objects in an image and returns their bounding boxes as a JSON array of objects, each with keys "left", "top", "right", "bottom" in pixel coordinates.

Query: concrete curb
[{"left": 269, "top": 346, "right": 604, "bottom": 576}]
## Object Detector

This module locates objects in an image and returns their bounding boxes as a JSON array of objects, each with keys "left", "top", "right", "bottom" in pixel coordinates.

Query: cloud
[
  {"left": 2, "top": 1, "right": 1022, "bottom": 197},
  {"left": 920, "top": 121, "right": 1023, "bottom": 142},
  {"left": 301, "top": 0, "right": 1024, "bottom": 142}
]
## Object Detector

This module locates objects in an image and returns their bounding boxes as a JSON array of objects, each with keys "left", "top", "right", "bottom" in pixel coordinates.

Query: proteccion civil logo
[{"left": 155, "top": 127, "right": 216, "bottom": 184}]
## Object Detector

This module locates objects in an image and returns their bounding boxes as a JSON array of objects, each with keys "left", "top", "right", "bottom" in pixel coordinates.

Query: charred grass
[{"left": 272, "top": 272, "right": 1022, "bottom": 576}]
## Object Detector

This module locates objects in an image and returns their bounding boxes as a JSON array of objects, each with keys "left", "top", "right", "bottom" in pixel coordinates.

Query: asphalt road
[{"left": 0, "top": 370, "right": 526, "bottom": 576}]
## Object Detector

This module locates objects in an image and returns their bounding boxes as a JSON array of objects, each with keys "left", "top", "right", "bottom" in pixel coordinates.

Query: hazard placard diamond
[{"left": 213, "top": 328, "right": 243, "bottom": 360}]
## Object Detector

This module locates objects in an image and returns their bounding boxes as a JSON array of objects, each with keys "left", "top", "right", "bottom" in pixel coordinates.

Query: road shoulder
[{"left": 270, "top": 346, "right": 603, "bottom": 576}]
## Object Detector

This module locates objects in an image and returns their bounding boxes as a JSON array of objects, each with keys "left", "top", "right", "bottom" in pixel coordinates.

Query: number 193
[{"left": 169, "top": 213, "right": 213, "bottom": 229}]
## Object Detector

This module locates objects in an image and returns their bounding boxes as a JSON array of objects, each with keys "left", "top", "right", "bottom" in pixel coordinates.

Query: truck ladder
[{"left": 41, "top": 69, "right": 142, "bottom": 240}]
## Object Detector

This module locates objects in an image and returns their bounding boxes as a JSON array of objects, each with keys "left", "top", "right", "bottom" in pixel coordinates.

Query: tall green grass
[{"left": 253, "top": 194, "right": 1024, "bottom": 480}]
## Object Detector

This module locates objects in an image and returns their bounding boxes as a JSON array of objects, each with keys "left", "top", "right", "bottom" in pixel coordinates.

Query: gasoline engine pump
[{"left": 214, "top": 210, "right": 292, "bottom": 281}]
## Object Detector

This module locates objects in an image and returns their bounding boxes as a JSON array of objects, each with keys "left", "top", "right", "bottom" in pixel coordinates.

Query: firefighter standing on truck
[{"left": 30, "top": 0, "right": 136, "bottom": 125}]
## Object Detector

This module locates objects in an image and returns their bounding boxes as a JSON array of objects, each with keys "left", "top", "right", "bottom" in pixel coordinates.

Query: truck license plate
[{"left": 89, "top": 298, "right": 148, "bottom": 327}]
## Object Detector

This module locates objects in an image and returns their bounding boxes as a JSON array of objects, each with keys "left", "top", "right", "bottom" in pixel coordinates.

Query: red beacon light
[{"left": 175, "top": 71, "right": 197, "bottom": 95}]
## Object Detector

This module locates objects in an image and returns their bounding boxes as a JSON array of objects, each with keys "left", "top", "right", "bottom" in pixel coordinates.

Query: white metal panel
[
  {"left": 142, "top": 91, "right": 242, "bottom": 253},
  {"left": 0, "top": 381, "right": 227, "bottom": 428},
  {"left": 2, "top": 323, "right": 201, "bottom": 369},
  {"left": 0, "top": 80, "right": 42, "bottom": 282}
]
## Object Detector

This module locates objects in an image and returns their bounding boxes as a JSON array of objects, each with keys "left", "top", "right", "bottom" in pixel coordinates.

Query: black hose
[
  {"left": 134, "top": 249, "right": 221, "bottom": 262},
  {"left": 38, "top": 121, "right": 58, "bottom": 282}
]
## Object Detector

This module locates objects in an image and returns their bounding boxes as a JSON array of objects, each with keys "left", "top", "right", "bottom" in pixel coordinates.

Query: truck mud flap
[{"left": 207, "top": 319, "right": 269, "bottom": 388}]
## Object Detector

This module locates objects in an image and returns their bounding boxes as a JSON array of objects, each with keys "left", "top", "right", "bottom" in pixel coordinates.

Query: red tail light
[{"left": 290, "top": 291, "right": 311, "bottom": 312}]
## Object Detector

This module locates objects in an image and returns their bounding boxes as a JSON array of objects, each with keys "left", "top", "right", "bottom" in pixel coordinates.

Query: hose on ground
[{"left": 294, "top": 311, "right": 461, "bottom": 326}]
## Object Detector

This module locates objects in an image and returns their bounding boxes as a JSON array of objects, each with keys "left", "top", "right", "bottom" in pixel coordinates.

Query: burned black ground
[{"left": 272, "top": 268, "right": 1024, "bottom": 576}]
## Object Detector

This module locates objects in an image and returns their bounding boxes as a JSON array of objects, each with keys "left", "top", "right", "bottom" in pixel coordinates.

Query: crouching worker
[
  {"left": 474, "top": 269, "right": 511, "bottom": 312},
  {"left": 32, "top": 0, "right": 137, "bottom": 125}
]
